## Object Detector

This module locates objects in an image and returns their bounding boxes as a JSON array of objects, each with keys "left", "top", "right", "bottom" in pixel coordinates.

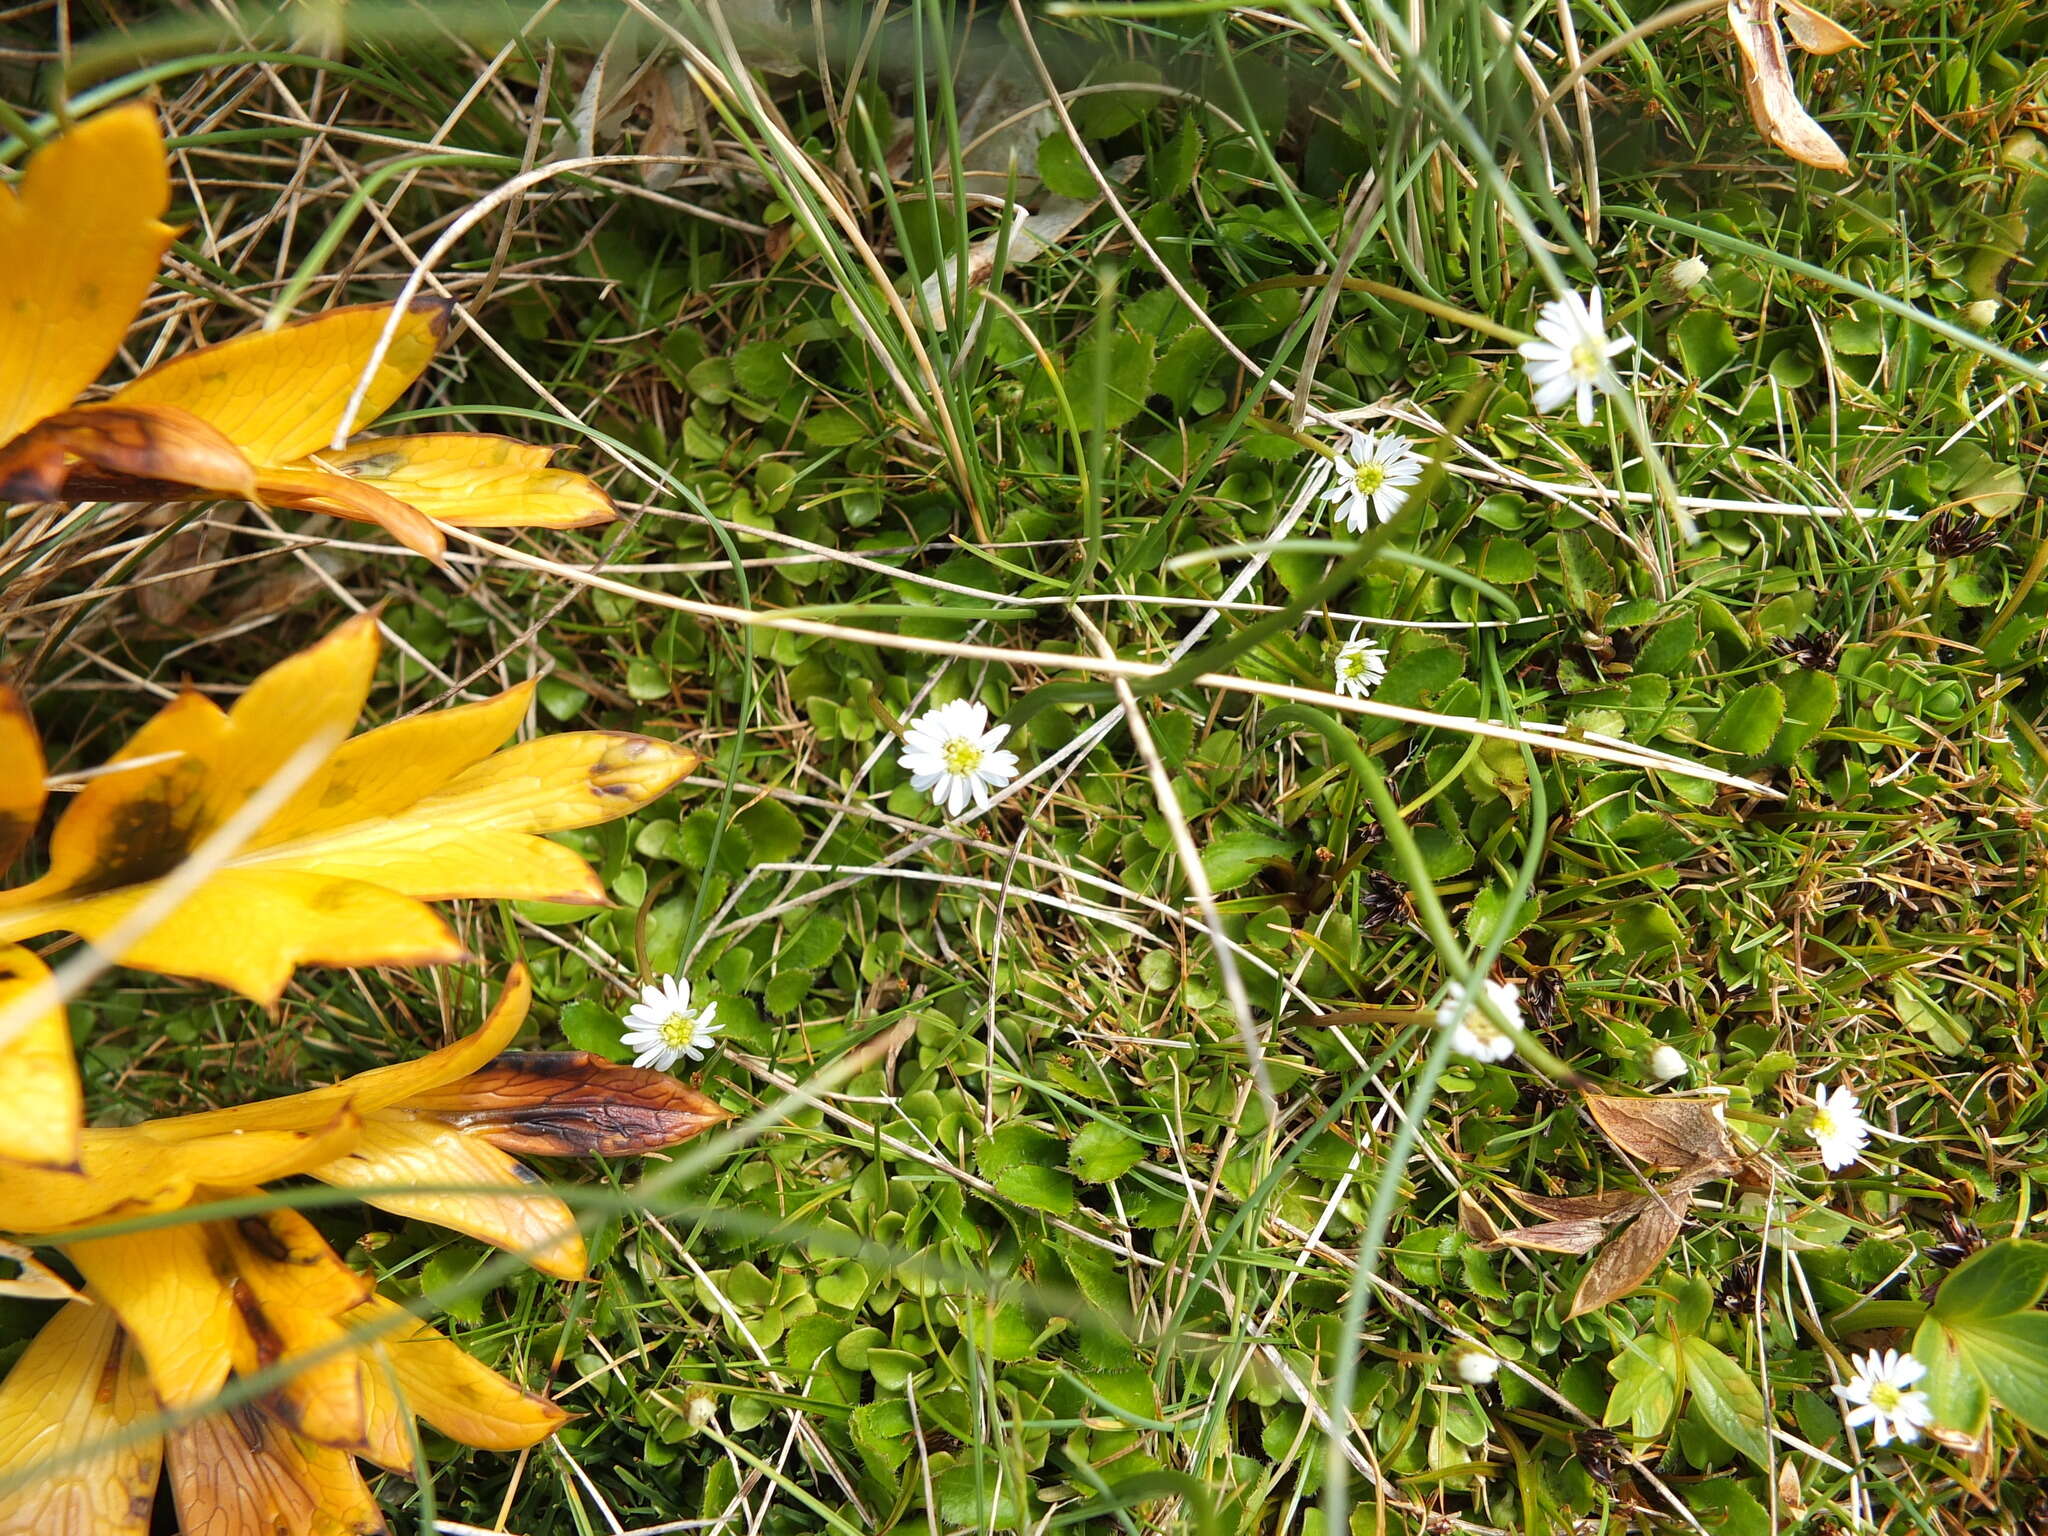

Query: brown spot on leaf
[
  {"left": 411, "top": 295, "right": 455, "bottom": 340},
  {"left": 67, "top": 782, "right": 205, "bottom": 895},
  {"left": 235, "top": 1216, "right": 296, "bottom": 1265}
]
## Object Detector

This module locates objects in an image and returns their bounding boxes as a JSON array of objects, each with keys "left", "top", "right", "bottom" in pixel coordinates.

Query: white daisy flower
[
  {"left": 1321, "top": 430, "right": 1425, "bottom": 531},
  {"left": 1437, "top": 977, "right": 1521, "bottom": 1063},
  {"left": 1517, "top": 288, "right": 1633, "bottom": 426},
  {"left": 620, "top": 974, "right": 721, "bottom": 1071},
  {"left": 898, "top": 698, "right": 1019, "bottom": 817},
  {"left": 1837, "top": 1349, "right": 1934, "bottom": 1447},
  {"left": 1648, "top": 1044, "right": 1689, "bottom": 1082},
  {"left": 1451, "top": 1346, "right": 1500, "bottom": 1385},
  {"left": 1333, "top": 634, "right": 1389, "bottom": 700},
  {"left": 1807, "top": 1081, "right": 1871, "bottom": 1171}
]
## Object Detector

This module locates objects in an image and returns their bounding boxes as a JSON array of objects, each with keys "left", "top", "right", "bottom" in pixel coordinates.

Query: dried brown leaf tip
[
  {"left": 1568, "top": 1194, "right": 1688, "bottom": 1319},
  {"left": 406, "top": 1052, "right": 732, "bottom": 1158},
  {"left": 1726, "top": 0, "right": 1865, "bottom": 172}
]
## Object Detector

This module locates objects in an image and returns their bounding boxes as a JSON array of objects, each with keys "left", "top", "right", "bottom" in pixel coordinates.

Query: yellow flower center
[
  {"left": 1352, "top": 461, "right": 1388, "bottom": 494},
  {"left": 1811, "top": 1106, "right": 1839, "bottom": 1139},
  {"left": 658, "top": 1010, "right": 698, "bottom": 1048},
  {"left": 943, "top": 737, "right": 985, "bottom": 775},
  {"left": 1341, "top": 653, "right": 1372, "bottom": 680},
  {"left": 1570, "top": 338, "right": 1607, "bottom": 379},
  {"left": 1869, "top": 1381, "right": 1903, "bottom": 1413}
]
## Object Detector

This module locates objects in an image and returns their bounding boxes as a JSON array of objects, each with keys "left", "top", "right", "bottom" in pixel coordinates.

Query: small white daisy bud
[
  {"left": 1648, "top": 1044, "right": 1689, "bottom": 1082},
  {"left": 1962, "top": 298, "right": 1998, "bottom": 329},
  {"left": 1450, "top": 1346, "right": 1500, "bottom": 1385},
  {"left": 1663, "top": 256, "right": 1711, "bottom": 296},
  {"left": 685, "top": 1393, "right": 718, "bottom": 1431}
]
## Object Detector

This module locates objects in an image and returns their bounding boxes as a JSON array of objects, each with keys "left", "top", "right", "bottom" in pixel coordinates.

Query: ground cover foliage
[{"left": 3, "top": 0, "right": 2048, "bottom": 1532}]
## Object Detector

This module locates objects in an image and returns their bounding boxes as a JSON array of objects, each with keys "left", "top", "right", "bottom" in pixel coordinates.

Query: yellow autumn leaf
[
  {"left": 350, "top": 1294, "right": 570, "bottom": 1460},
  {"left": 0, "top": 402, "right": 257, "bottom": 507},
  {"left": 1, "top": 1109, "right": 361, "bottom": 1233},
  {"left": 0, "top": 943, "right": 81, "bottom": 1171},
  {"left": 0, "top": 107, "right": 615, "bottom": 556},
  {"left": 0, "top": 614, "right": 695, "bottom": 1002},
  {"left": 218, "top": 1208, "right": 375, "bottom": 1452},
  {"left": 0, "top": 686, "right": 42, "bottom": 872},
  {"left": 312, "top": 434, "right": 614, "bottom": 528},
  {"left": 0, "top": 104, "right": 172, "bottom": 445},
  {"left": 111, "top": 300, "right": 449, "bottom": 466},
  {"left": 151, "top": 966, "right": 535, "bottom": 1144},
  {"left": 0, "top": 1300, "right": 160, "bottom": 1536},
  {"left": 0, "top": 1238, "right": 83, "bottom": 1303},
  {"left": 166, "top": 1403, "right": 384, "bottom": 1536},
  {"left": 312, "top": 1112, "right": 587, "bottom": 1280},
  {"left": 67, "top": 1225, "right": 239, "bottom": 1409}
]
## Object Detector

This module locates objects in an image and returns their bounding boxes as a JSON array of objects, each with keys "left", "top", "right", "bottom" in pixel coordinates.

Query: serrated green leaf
[
  {"left": 1711, "top": 682, "right": 1785, "bottom": 756},
  {"left": 1070, "top": 1121, "right": 1146, "bottom": 1183},
  {"left": 976, "top": 1123, "right": 1066, "bottom": 1178},
  {"left": 781, "top": 912, "right": 846, "bottom": 972},
  {"left": 1673, "top": 310, "right": 1740, "bottom": 379},
  {"left": 735, "top": 798, "right": 804, "bottom": 863},
  {"left": 1199, "top": 829, "right": 1295, "bottom": 891},
  {"left": 763, "top": 967, "right": 812, "bottom": 1017},
  {"left": 1373, "top": 644, "right": 1465, "bottom": 709},
  {"left": 1036, "top": 131, "right": 1095, "bottom": 198},
  {"left": 1766, "top": 668, "right": 1838, "bottom": 765},
  {"left": 993, "top": 1163, "right": 1076, "bottom": 1215},
  {"left": 1084, "top": 326, "right": 1155, "bottom": 430},
  {"left": 1148, "top": 117, "right": 1201, "bottom": 200}
]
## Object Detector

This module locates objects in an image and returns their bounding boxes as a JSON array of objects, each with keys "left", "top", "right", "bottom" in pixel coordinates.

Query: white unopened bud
[
  {"left": 1963, "top": 298, "right": 1998, "bottom": 329},
  {"left": 1664, "top": 256, "right": 1711, "bottom": 295},
  {"left": 1450, "top": 1346, "right": 1500, "bottom": 1385},
  {"left": 685, "top": 1394, "right": 718, "bottom": 1431},
  {"left": 1648, "top": 1044, "right": 1689, "bottom": 1082}
]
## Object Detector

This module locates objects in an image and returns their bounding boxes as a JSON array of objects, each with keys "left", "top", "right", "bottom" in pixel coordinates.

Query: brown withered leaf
[
  {"left": 1567, "top": 1191, "right": 1688, "bottom": 1319},
  {"left": 405, "top": 1051, "right": 731, "bottom": 1157},
  {"left": 1506, "top": 1187, "right": 1654, "bottom": 1223},
  {"left": 1778, "top": 0, "right": 1863, "bottom": 54},
  {"left": 1584, "top": 1093, "right": 1736, "bottom": 1170},
  {"left": 1726, "top": 0, "right": 1859, "bottom": 172},
  {"left": 1457, "top": 1195, "right": 1501, "bottom": 1245},
  {"left": 0, "top": 402, "right": 256, "bottom": 503},
  {"left": 1487, "top": 1219, "right": 1615, "bottom": 1256}
]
